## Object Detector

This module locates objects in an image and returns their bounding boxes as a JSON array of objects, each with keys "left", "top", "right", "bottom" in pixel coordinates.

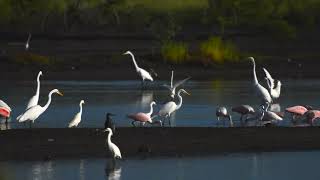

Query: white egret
[
  {"left": 104, "top": 128, "right": 122, "bottom": 160},
  {"left": 249, "top": 57, "right": 272, "bottom": 109},
  {"left": 127, "top": 101, "right": 161, "bottom": 126},
  {"left": 163, "top": 70, "right": 191, "bottom": 98},
  {"left": 25, "top": 33, "right": 31, "bottom": 50},
  {"left": 216, "top": 107, "right": 233, "bottom": 127},
  {"left": 68, "top": 100, "right": 85, "bottom": 128},
  {"left": 17, "top": 89, "right": 63, "bottom": 127},
  {"left": 263, "top": 68, "right": 282, "bottom": 100},
  {"left": 158, "top": 89, "right": 190, "bottom": 126},
  {"left": 123, "top": 51, "right": 153, "bottom": 85}
]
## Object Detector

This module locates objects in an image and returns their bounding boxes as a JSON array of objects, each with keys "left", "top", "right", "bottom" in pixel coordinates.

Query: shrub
[
  {"left": 200, "top": 37, "right": 239, "bottom": 64},
  {"left": 161, "top": 41, "right": 188, "bottom": 64},
  {"left": 14, "top": 52, "right": 51, "bottom": 66}
]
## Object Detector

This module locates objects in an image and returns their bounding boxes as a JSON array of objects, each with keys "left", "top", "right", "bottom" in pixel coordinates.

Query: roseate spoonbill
[
  {"left": 216, "top": 107, "right": 233, "bottom": 127},
  {"left": 123, "top": 51, "right": 153, "bottom": 85},
  {"left": 262, "top": 110, "right": 283, "bottom": 126},
  {"left": 127, "top": 101, "right": 161, "bottom": 126},
  {"left": 158, "top": 89, "right": 190, "bottom": 126},
  {"left": 68, "top": 100, "right": 85, "bottom": 128},
  {"left": 17, "top": 89, "right": 63, "bottom": 127},
  {"left": 25, "top": 33, "right": 31, "bottom": 50},
  {"left": 163, "top": 70, "right": 191, "bottom": 99},
  {"left": 105, "top": 113, "right": 116, "bottom": 133},
  {"left": 302, "top": 110, "right": 320, "bottom": 126},
  {"left": 249, "top": 57, "right": 272, "bottom": 109},
  {"left": 285, "top": 105, "right": 312, "bottom": 124},
  {"left": 104, "top": 128, "right": 122, "bottom": 161},
  {"left": 231, "top": 105, "right": 255, "bottom": 126},
  {"left": 263, "top": 68, "right": 282, "bottom": 100},
  {"left": 16, "top": 71, "right": 42, "bottom": 120},
  {"left": 0, "top": 100, "right": 11, "bottom": 129}
]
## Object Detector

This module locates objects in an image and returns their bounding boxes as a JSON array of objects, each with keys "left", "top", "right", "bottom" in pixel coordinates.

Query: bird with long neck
[
  {"left": 123, "top": 51, "right": 153, "bottom": 86},
  {"left": 163, "top": 71, "right": 191, "bottom": 99},
  {"left": 68, "top": 100, "right": 85, "bottom": 128},
  {"left": 158, "top": 89, "right": 190, "bottom": 126},
  {"left": 249, "top": 57, "right": 272, "bottom": 110},
  {"left": 17, "top": 89, "right": 63, "bottom": 127},
  {"left": 127, "top": 101, "right": 161, "bottom": 126},
  {"left": 27, "top": 71, "right": 42, "bottom": 109},
  {"left": 104, "top": 128, "right": 122, "bottom": 162}
]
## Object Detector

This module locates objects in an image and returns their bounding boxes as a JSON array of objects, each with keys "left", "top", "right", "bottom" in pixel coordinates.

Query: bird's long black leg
[{"left": 131, "top": 121, "right": 136, "bottom": 127}]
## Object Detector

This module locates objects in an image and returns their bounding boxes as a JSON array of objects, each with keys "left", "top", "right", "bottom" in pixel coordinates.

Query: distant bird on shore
[
  {"left": 163, "top": 70, "right": 191, "bottom": 99},
  {"left": 68, "top": 100, "right": 85, "bottom": 128},
  {"left": 216, "top": 106, "right": 233, "bottom": 127},
  {"left": 249, "top": 57, "right": 272, "bottom": 110},
  {"left": 127, "top": 101, "right": 161, "bottom": 126},
  {"left": 263, "top": 68, "right": 282, "bottom": 100},
  {"left": 104, "top": 128, "right": 122, "bottom": 162},
  {"left": 0, "top": 99, "right": 11, "bottom": 128},
  {"left": 123, "top": 51, "right": 153, "bottom": 86},
  {"left": 105, "top": 113, "right": 116, "bottom": 133},
  {"left": 25, "top": 33, "right": 31, "bottom": 50},
  {"left": 16, "top": 71, "right": 43, "bottom": 120},
  {"left": 231, "top": 105, "right": 255, "bottom": 126},
  {"left": 17, "top": 89, "right": 63, "bottom": 127},
  {"left": 158, "top": 89, "right": 190, "bottom": 126}
]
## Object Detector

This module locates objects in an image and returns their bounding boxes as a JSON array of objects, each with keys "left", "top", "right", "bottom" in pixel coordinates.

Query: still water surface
[
  {"left": 0, "top": 151, "right": 319, "bottom": 180},
  {"left": 0, "top": 79, "right": 319, "bottom": 128}
]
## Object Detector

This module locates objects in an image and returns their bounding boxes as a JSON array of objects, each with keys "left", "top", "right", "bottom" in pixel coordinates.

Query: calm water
[
  {"left": 0, "top": 79, "right": 320, "bottom": 128},
  {"left": 0, "top": 151, "right": 319, "bottom": 180}
]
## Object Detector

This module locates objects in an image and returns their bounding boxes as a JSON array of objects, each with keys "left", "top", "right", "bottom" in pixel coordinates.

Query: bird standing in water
[
  {"left": 105, "top": 113, "right": 116, "bottom": 133},
  {"left": 216, "top": 107, "right": 233, "bottom": 127}
]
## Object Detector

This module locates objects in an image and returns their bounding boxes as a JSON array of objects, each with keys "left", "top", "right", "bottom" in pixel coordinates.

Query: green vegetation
[
  {"left": 161, "top": 41, "right": 188, "bottom": 64},
  {"left": 14, "top": 52, "right": 52, "bottom": 66},
  {"left": 200, "top": 37, "right": 239, "bottom": 64}
]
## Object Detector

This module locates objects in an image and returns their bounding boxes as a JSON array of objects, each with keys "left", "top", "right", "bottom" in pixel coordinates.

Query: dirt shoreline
[{"left": 1, "top": 127, "right": 320, "bottom": 161}]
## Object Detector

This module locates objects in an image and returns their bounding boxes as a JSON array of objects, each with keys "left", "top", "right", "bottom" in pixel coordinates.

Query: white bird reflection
[
  {"left": 105, "top": 160, "right": 122, "bottom": 180},
  {"left": 32, "top": 161, "right": 54, "bottom": 180},
  {"left": 135, "top": 91, "right": 154, "bottom": 109}
]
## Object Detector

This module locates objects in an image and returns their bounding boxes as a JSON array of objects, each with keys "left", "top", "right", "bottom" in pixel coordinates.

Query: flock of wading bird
[{"left": 0, "top": 34, "right": 319, "bottom": 161}]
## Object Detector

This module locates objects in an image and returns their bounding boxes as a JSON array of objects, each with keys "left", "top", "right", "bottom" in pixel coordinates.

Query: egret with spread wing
[
  {"left": 263, "top": 67, "right": 282, "bottom": 100},
  {"left": 163, "top": 70, "right": 191, "bottom": 99}
]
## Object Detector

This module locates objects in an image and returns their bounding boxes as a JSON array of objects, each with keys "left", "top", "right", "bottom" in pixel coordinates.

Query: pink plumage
[
  {"left": 128, "top": 113, "right": 152, "bottom": 123},
  {"left": 285, "top": 106, "right": 308, "bottom": 116},
  {"left": 0, "top": 107, "right": 10, "bottom": 118}
]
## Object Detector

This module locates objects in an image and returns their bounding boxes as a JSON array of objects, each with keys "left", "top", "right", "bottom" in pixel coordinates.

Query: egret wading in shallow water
[
  {"left": 216, "top": 107, "right": 233, "bottom": 127},
  {"left": 25, "top": 33, "right": 31, "bottom": 50},
  {"left": 158, "top": 89, "right": 190, "bottom": 126},
  {"left": 231, "top": 105, "right": 255, "bottom": 126},
  {"left": 263, "top": 68, "right": 282, "bottom": 100},
  {"left": 0, "top": 100, "right": 11, "bottom": 129},
  {"left": 105, "top": 113, "right": 116, "bottom": 133},
  {"left": 104, "top": 128, "right": 122, "bottom": 162},
  {"left": 123, "top": 51, "right": 153, "bottom": 86},
  {"left": 68, "top": 100, "right": 85, "bottom": 128},
  {"left": 127, "top": 101, "right": 161, "bottom": 126},
  {"left": 249, "top": 57, "right": 272, "bottom": 110},
  {"left": 163, "top": 70, "right": 191, "bottom": 99},
  {"left": 16, "top": 71, "right": 42, "bottom": 120},
  {"left": 17, "top": 89, "right": 63, "bottom": 127}
]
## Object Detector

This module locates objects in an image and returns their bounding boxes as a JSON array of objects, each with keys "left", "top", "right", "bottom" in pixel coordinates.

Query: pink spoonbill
[
  {"left": 127, "top": 101, "right": 162, "bottom": 127},
  {"left": 231, "top": 105, "right": 255, "bottom": 126}
]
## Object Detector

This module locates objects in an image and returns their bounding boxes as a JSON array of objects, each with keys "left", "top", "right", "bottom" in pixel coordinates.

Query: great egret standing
[
  {"left": 105, "top": 113, "right": 116, "bottom": 133},
  {"left": 25, "top": 33, "right": 31, "bottom": 50},
  {"left": 68, "top": 100, "right": 85, "bottom": 128},
  {"left": 158, "top": 89, "right": 190, "bottom": 126},
  {"left": 127, "top": 101, "right": 161, "bottom": 126},
  {"left": 216, "top": 107, "right": 233, "bottom": 127},
  {"left": 249, "top": 57, "right": 272, "bottom": 110},
  {"left": 263, "top": 68, "right": 282, "bottom": 100},
  {"left": 123, "top": 51, "right": 153, "bottom": 86},
  {"left": 17, "top": 89, "right": 63, "bottom": 127},
  {"left": 104, "top": 128, "right": 122, "bottom": 161},
  {"left": 163, "top": 70, "right": 191, "bottom": 99}
]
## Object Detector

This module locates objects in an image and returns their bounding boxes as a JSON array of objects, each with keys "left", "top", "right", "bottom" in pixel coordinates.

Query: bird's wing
[
  {"left": 26, "top": 95, "right": 38, "bottom": 110},
  {"left": 27, "top": 33, "right": 31, "bottom": 43},
  {"left": 0, "top": 100, "right": 11, "bottom": 111},
  {"left": 68, "top": 113, "right": 81, "bottom": 127},
  {"left": 139, "top": 68, "right": 153, "bottom": 81},
  {"left": 159, "top": 102, "right": 176, "bottom": 116},
  {"left": 162, "top": 84, "right": 173, "bottom": 90},
  {"left": 173, "top": 77, "right": 191, "bottom": 89},
  {"left": 18, "top": 105, "right": 42, "bottom": 122},
  {"left": 262, "top": 68, "right": 274, "bottom": 89},
  {"left": 111, "top": 143, "right": 122, "bottom": 159}
]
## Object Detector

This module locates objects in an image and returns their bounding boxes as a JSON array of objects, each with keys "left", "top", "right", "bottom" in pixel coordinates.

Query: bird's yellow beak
[{"left": 57, "top": 91, "right": 63, "bottom": 96}]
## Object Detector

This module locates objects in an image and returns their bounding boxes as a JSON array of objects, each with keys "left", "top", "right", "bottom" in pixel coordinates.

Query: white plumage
[
  {"left": 25, "top": 33, "right": 31, "bottom": 50},
  {"left": 249, "top": 57, "right": 272, "bottom": 108},
  {"left": 68, "top": 100, "right": 85, "bottom": 128},
  {"left": 17, "top": 89, "right": 63, "bottom": 124},
  {"left": 163, "top": 70, "right": 191, "bottom": 98},
  {"left": 123, "top": 51, "right": 153, "bottom": 83},
  {"left": 26, "top": 71, "right": 42, "bottom": 109},
  {"left": 104, "top": 128, "right": 122, "bottom": 160},
  {"left": 263, "top": 67, "right": 282, "bottom": 100}
]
